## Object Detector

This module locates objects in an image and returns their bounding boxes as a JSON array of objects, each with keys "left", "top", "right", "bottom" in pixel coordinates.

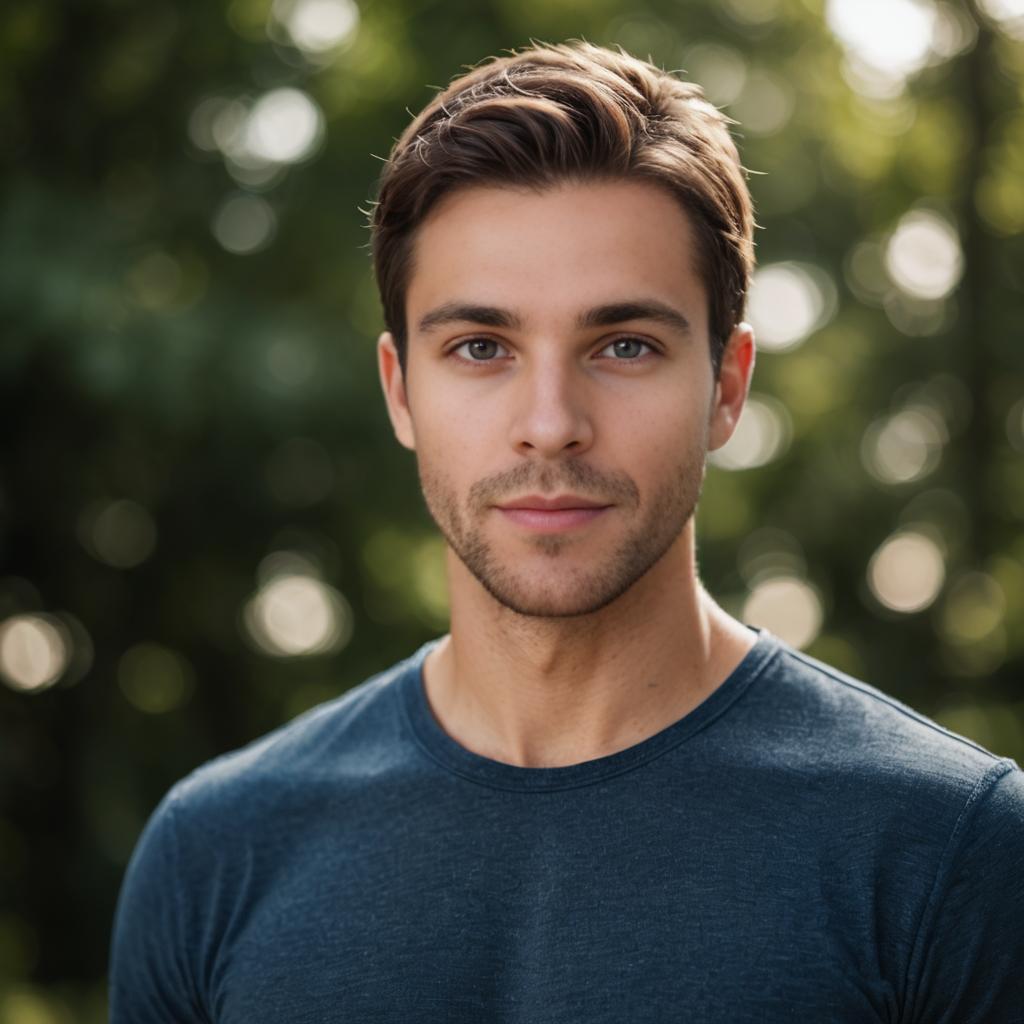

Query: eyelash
[{"left": 447, "top": 336, "right": 659, "bottom": 366}]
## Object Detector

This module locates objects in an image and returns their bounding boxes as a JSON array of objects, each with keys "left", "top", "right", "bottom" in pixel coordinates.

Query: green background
[{"left": 1, "top": 0, "right": 1022, "bottom": 1018}]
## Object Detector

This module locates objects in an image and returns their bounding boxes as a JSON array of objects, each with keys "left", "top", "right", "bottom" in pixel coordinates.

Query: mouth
[
  {"left": 494, "top": 505, "right": 611, "bottom": 533},
  {"left": 497, "top": 494, "right": 609, "bottom": 511}
]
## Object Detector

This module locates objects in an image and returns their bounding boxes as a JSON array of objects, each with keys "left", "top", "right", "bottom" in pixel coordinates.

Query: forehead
[{"left": 405, "top": 179, "right": 707, "bottom": 334}]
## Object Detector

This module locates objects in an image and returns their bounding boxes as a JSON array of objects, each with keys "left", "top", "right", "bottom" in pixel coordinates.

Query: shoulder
[
  {"left": 162, "top": 646, "right": 427, "bottom": 833},
  {"left": 747, "top": 634, "right": 1020, "bottom": 817},
  {"left": 738, "top": 635, "right": 1024, "bottom": 949}
]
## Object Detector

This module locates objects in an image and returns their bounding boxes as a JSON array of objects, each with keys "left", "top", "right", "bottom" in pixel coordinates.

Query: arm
[
  {"left": 108, "top": 790, "right": 210, "bottom": 1023},
  {"left": 902, "top": 760, "right": 1024, "bottom": 1023}
]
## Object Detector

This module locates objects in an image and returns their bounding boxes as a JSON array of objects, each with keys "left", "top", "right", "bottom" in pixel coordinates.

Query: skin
[{"left": 378, "top": 178, "right": 757, "bottom": 769}]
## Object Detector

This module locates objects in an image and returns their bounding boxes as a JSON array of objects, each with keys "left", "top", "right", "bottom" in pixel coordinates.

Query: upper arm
[
  {"left": 108, "top": 791, "right": 209, "bottom": 1023},
  {"left": 902, "top": 761, "right": 1024, "bottom": 1024}
]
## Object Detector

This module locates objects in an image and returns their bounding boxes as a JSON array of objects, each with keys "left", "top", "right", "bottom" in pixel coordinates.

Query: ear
[
  {"left": 377, "top": 331, "right": 417, "bottom": 451},
  {"left": 708, "top": 322, "right": 756, "bottom": 452}
]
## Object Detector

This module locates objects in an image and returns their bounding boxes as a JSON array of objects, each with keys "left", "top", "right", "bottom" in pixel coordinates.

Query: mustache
[{"left": 468, "top": 462, "right": 640, "bottom": 510}]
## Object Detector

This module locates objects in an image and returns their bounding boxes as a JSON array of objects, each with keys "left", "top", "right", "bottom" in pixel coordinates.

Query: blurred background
[{"left": 1, "top": 0, "right": 1023, "bottom": 1018}]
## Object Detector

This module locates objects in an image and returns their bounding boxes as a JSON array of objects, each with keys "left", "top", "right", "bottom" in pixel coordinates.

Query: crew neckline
[{"left": 397, "top": 627, "right": 781, "bottom": 792}]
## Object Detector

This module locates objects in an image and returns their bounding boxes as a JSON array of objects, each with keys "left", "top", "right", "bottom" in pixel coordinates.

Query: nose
[{"left": 507, "top": 358, "right": 595, "bottom": 458}]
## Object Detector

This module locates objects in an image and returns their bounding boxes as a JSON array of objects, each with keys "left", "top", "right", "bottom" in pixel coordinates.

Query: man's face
[{"left": 379, "top": 179, "right": 753, "bottom": 618}]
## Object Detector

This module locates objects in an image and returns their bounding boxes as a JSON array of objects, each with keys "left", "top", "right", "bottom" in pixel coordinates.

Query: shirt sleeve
[
  {"left": 108, "top": 788, "right": 210, "bottom": 1023},
  {"left": 903, "top": 759, "right": 1024, "bottom": 1024}
]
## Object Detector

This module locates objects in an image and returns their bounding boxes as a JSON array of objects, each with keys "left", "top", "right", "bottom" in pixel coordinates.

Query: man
[{"left": 109, "top": 41, "right": 1024, "bottom": 1021}]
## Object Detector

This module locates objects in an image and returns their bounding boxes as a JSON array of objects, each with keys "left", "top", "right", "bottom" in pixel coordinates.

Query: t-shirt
[{"left": 108, "top": 628, "right": 1024, "bottom": 1023}]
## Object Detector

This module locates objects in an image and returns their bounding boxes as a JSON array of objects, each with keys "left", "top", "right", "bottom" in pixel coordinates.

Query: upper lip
[{"left": 497, "top": 494, "right": 610, "bottom": 510}]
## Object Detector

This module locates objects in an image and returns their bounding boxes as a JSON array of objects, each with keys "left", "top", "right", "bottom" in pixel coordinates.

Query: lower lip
[{"left": 497, "top": 507, "right": 610, "bottom": 532}]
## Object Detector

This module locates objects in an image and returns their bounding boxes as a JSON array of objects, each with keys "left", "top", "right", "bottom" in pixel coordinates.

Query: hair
[{"left": 368, "top": 40, "right": 755, "bottom": 378}]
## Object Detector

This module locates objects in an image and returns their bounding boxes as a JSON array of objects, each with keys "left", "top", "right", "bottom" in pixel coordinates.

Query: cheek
[
  {"left": 410, "top": 373, "right": 481, "bottom": 430},
  {"left": 415, "top": 454, "right": 461, "bottom": 526},
  {"left": 413, "top": 383, "right": 502, "bottom": 456},
  {"left": 413, "top": 410, "right": 485, "bottom": 499},
  {"left": 626, "top": 394, "right": 709, "bottom": 454}
]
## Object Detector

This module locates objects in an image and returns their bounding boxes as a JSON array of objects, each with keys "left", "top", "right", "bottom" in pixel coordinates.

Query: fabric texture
[{"left": 109, "top": 628, "right": 1024, "bottom": 1023}]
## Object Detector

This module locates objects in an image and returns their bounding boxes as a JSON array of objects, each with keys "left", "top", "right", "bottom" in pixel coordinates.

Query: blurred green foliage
[{"left": 1, "top": 0, "right": 1022, "bottom": 1018}]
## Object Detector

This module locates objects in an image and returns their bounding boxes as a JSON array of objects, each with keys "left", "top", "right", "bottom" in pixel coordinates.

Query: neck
[{"left": 421, "top": 524, "right": 756, "bottom": 768}]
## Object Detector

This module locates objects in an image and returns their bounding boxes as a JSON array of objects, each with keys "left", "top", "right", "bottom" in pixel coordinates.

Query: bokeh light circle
[
  {"left": 861, "top": 407, "right": 946, "bottom": 484},
  {"left": 885, "top": 210, "right": 963, "bottom": 300},
  {"left": 826, "top": 0, "right": 937, "bottom": 92},
  {"left": 743, "top": 575, "right": 824, "bottom": 650},
  {"left": 78, "top": 498, "right": 157, "bottom": 568},
  {"left": 212, "top": 194, "right": 277, "bottom": 254},
  {"left": 710, "top": 395, "right": 791, "bottom": 470},
  {"left": 119, "top": 643, "right": 195, "bottom": 714},
  {"left": 244, "top": 88, "right": 324, "bottom": 165},
  {"left": 867, "top": 530, "right": 945, "bottom": 612},
  {"left": 275, "top": 0, "right": 360, "bottom": 53},
  {"left": 747, "top": 262, "right": 836, "bottom": 352},
  {"left": 0, "top": 615, "right": 70, "bottom": 693},
  {"left": 243, "top": 561, "right": 353, "bottom": 657}
]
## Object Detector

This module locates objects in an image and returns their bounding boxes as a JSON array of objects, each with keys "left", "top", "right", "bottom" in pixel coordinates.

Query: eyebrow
[{"left": 416, "top": 299, "right": 692, "bottom": 337}]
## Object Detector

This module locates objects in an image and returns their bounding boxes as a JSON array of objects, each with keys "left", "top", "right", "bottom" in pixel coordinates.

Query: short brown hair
[{"left": 368, "top": 40, "right": 755, "bottom": 377}]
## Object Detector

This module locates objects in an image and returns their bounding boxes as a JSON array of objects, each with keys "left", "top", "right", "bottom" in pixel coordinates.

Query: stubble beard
[{"left": 416, "top": 447, "right": 707, "bottom": 619}]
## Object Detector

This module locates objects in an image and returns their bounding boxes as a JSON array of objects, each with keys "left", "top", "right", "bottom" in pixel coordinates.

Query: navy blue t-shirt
[{"left": 109, "top": 629, "right": 1024, "bottom": 1022}]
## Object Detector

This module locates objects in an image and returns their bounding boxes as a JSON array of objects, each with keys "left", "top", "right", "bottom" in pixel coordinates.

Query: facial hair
[{"left": 416, "top": 444, "right": 707, "bottom": 619}]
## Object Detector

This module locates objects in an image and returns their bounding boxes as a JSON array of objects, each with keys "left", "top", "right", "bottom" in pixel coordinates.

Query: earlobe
[
  {"left": 708, "top": 322, "right": 756, "bottom": 452},
  {"left": 377, "top": 331, "right": 417, "bottom": 451}
]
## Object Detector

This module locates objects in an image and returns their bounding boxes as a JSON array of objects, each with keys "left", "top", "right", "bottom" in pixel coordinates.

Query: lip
[
  {"left": 497, "top": 494, "right": 610, "bottom": 511},
  {"left": 496, "top": 505, "right": 610, "bottom": 533}
]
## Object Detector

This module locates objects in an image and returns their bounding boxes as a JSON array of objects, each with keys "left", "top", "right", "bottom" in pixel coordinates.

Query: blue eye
[
  {"left": 452, "top": 338, "right": 507, "bottom": 361},
  {"left": 601, "top": 337, "right": 653, "bottom": 359},
  {"left": 448, "top": 336, "right": 656, "bottom": 365}
]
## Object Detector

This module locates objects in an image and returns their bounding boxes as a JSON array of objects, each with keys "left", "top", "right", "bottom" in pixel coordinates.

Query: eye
[
  {"left": 449, "top": 338, "right": 510, "bottom": 363},
  {"left": 597, "top": 337, "right": 656, "bottom": 360}
]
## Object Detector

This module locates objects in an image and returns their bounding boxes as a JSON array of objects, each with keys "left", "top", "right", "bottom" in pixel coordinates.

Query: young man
[{"left": 110, "top": 42, "right": 1024, "bottom": 1021}]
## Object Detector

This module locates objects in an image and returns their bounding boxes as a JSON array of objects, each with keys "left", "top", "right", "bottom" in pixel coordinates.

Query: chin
[{"left": 476, "top": 567, "right": 641, "bottom": 620}]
